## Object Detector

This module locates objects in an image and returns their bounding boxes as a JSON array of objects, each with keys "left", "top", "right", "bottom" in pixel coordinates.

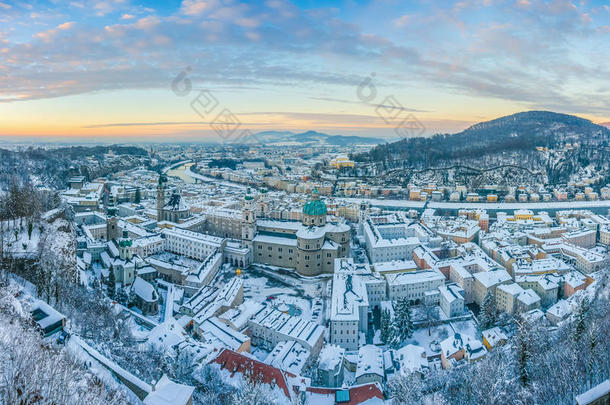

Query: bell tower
[
  {"left": 157, "top": 173, "right": 166, "bottom": 222},
  {"left": 242, "top": 195, "right": 256, "bottom": 241},
  {"left": 106, "top": 195, "right": 120, "bottom": 241},
  {"left": 118, "top": 227, "right": 133, "bottom": 261}
]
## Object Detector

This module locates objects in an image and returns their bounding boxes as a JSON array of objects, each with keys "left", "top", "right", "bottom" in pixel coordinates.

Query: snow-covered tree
[
  {"left": 380, "top": 307, "right": 392, "bottom": 344},
  {"left": 391, "top": 298, "right": 413, "bottom": 347},
  {"left": 573, "top": 296, "right": 589, "bottom": 342},
  {"left": 514, "top": 319, "right": 532, "bottom": 387},
  {"left": 478, "top": 291, "right": 497, "bottom": 329},
  {"left": 107, "top": 266, "right": 116, "bottom": 299},
  {"left": 0, "top": 284, "right": 131, "bottom": 404},
  {"left": 230, "top": 374, "right": 283, "bottom": 405}
]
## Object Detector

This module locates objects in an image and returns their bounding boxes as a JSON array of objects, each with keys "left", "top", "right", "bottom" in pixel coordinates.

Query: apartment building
[{"left": 385, "top": 269, "right": 445, "bottom": 304}]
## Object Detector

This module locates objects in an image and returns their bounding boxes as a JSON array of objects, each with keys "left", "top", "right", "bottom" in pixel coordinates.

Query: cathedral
[{"left": 250, "top": 190, "right": 351, "bottom": 276}]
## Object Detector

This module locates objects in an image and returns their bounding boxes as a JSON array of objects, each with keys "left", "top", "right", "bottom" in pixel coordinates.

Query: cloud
[
  {"left": 58, "top": 22, "right": 75, "bottom": 30},
  {"left": 180, "top": 0, "right": 216, "bottom": 16},
  {"left": 393, "top": 14, "right": 414, "bottom": 27},
  {"left": 1, "top": 0, "right": 608, "bottom": 121}
]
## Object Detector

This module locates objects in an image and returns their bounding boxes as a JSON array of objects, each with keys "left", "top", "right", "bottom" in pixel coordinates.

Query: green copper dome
[
  {"left": 303, "top": 199, "right": 327, "bottom": 216},
  {"left": 118, "top": 238, "right": 132, "bottom": 248}
]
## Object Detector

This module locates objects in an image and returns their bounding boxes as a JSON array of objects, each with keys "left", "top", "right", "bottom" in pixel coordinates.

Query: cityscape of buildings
[{"left": 3, "top": 142, "right": 606, "bottom": 404}]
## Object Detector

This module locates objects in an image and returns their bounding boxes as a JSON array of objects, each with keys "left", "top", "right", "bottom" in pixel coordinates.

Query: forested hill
[
  {"left": 0, "top": 145, "right": 150, "bottom": 189},
  {"left": 355, "top": 111, "right": 610, "bottom": 165}
]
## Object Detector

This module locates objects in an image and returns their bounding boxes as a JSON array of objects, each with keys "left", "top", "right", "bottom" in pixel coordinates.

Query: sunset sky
[{"left": 1, "top": 0, "right": 609, "bottom": 141}]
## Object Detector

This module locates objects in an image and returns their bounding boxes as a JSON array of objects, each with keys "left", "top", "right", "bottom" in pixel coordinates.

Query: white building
[
  {"left": 439, "top": 284, "right": 465, "bottom": 318},
  {"left": 318, "top": 344, "right": 346, "bottom": 387},
  {"left": 163, "top": 227, "right": 226, "bottom": 261},
  {"left": 330, "top": 259, "right": 369, "bottom": 351},
  {"left": 472, "top": 270, "right": 512, "bottom": 305},
  {"left": 385, "top": 269, "right": 445, "bottom": 304},
  {"left": 248, "top": 305, "right": 325, "bottom": 354},
  {"left": 355, "top": 345, "right": 384, "bottom": 385},
  {"left": 395, "top": 344, "right": 428, "bottom": 376},
  {"left": 360, "top": 213, "right": 424, "bottom": 263}
]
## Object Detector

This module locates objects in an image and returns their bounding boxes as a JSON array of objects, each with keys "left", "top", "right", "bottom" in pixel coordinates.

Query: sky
[{"left": 0, "top": 0, "right": 609, "bottom": 142}]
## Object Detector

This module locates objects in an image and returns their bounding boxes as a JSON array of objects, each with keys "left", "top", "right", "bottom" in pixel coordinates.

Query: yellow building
[
  {"left": 514, "top": 209, "right": 534, "bottom": 221},
  {"left": 330, "top": 155, "right": 355, "bottom": 169}
]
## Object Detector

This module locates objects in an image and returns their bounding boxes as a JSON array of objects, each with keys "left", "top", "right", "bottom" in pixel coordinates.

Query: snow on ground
[
  {"left": 406, "top": 319, "right": 480, "bottom": 357},
  {"left": 450, "top": 319, "right": 480, "bottom": 339},
  {"left": 150, "top": 251, "right": 202, "bottom": 270},
  {"left": 65, "top": 337, "right": 142, "bottom": 404},
  {"left": 251, "top": 346, "right": 271, "bottom": 361},
  {"left": 406, "top": 324, "right": 453, "bottom": 356},
  {"left": 126, "top": 316, "right": 150, "bottom": 342},
  {"left": 239, "top": 271, "right": 314, "bottom": 320},
  {"left": 1, "top": 221, "right": 41, "bottom": 257}
]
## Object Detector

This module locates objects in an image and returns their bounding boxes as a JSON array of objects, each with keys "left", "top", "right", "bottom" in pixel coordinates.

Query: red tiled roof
[
  {"left": 307, "top": 383, "right": 384, "bottom": 405},
  {"left": 210, "top": 349, "right": 294, "bottom": 399}
]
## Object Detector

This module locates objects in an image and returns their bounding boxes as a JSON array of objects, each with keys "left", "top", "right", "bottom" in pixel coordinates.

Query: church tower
[
  {"left": 106, "top": 195, "right": 120, "bottom": 241},
  {"left": 118, "top": 227, "right": 133, "bottom": 261},
  {"left": 241, "top": 194, "right": 257, "bottom": 243},
  {"left": 157, "top": 173, "right": 166, "bottom": 222}
]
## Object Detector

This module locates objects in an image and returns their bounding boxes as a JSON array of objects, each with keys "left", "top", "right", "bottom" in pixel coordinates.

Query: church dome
[{"left": 303, "top": 198, "right": 327, "bottom": 216}]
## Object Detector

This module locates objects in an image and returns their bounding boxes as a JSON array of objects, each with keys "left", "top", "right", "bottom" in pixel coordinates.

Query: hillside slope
[{"left": 355, "top": 111, "right": 610, "bottom": 186}]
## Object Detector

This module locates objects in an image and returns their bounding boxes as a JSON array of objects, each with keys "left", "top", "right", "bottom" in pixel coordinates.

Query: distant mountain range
[{"left": 251, "top": 130, "right": 385, "bottom": 146}]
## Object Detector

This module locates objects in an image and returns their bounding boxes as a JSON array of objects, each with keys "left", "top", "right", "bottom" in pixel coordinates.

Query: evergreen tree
[
  {"left": 393, "top": 298, "right": 413, "bottom": 346},
  {"left": 107, "top": 267, "right": 116, "bottom": 299},
  {"left": 515, "top": 320, "right": 531, "bottom": 387},
  {"left": 380, "top": 308, "right": 392, "bottom": 344},
  {"left": 573, "top": 297, "right": 589, "bottom": 342},
  {"left": 479, "top": 291, "right": 497, "bottom": 329},
  {"left": 116, "top": 288, "right": 128, "bottom": 305}
]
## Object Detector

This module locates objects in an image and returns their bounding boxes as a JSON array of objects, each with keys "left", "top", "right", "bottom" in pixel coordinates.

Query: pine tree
[
  {"left": 479, "top": 291, "right": 497, "bottom": 329},
  {"left": 116, "top": 288, "right": 128, "bottom": 305},
  {"left": 515, "top": 320, "right": 531, "bottom": 387},
  {"left": 380, "top": 308, "right": 391, "bottom": 344},
  {"left": 573, "top": 297, "right": 589, "bottom": 342},
  {"left": 393, "top": 298, "right": 413, "bottom": 346},
  {"left": 107, "top": 267, "right": 116, "bottom": 299}
]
